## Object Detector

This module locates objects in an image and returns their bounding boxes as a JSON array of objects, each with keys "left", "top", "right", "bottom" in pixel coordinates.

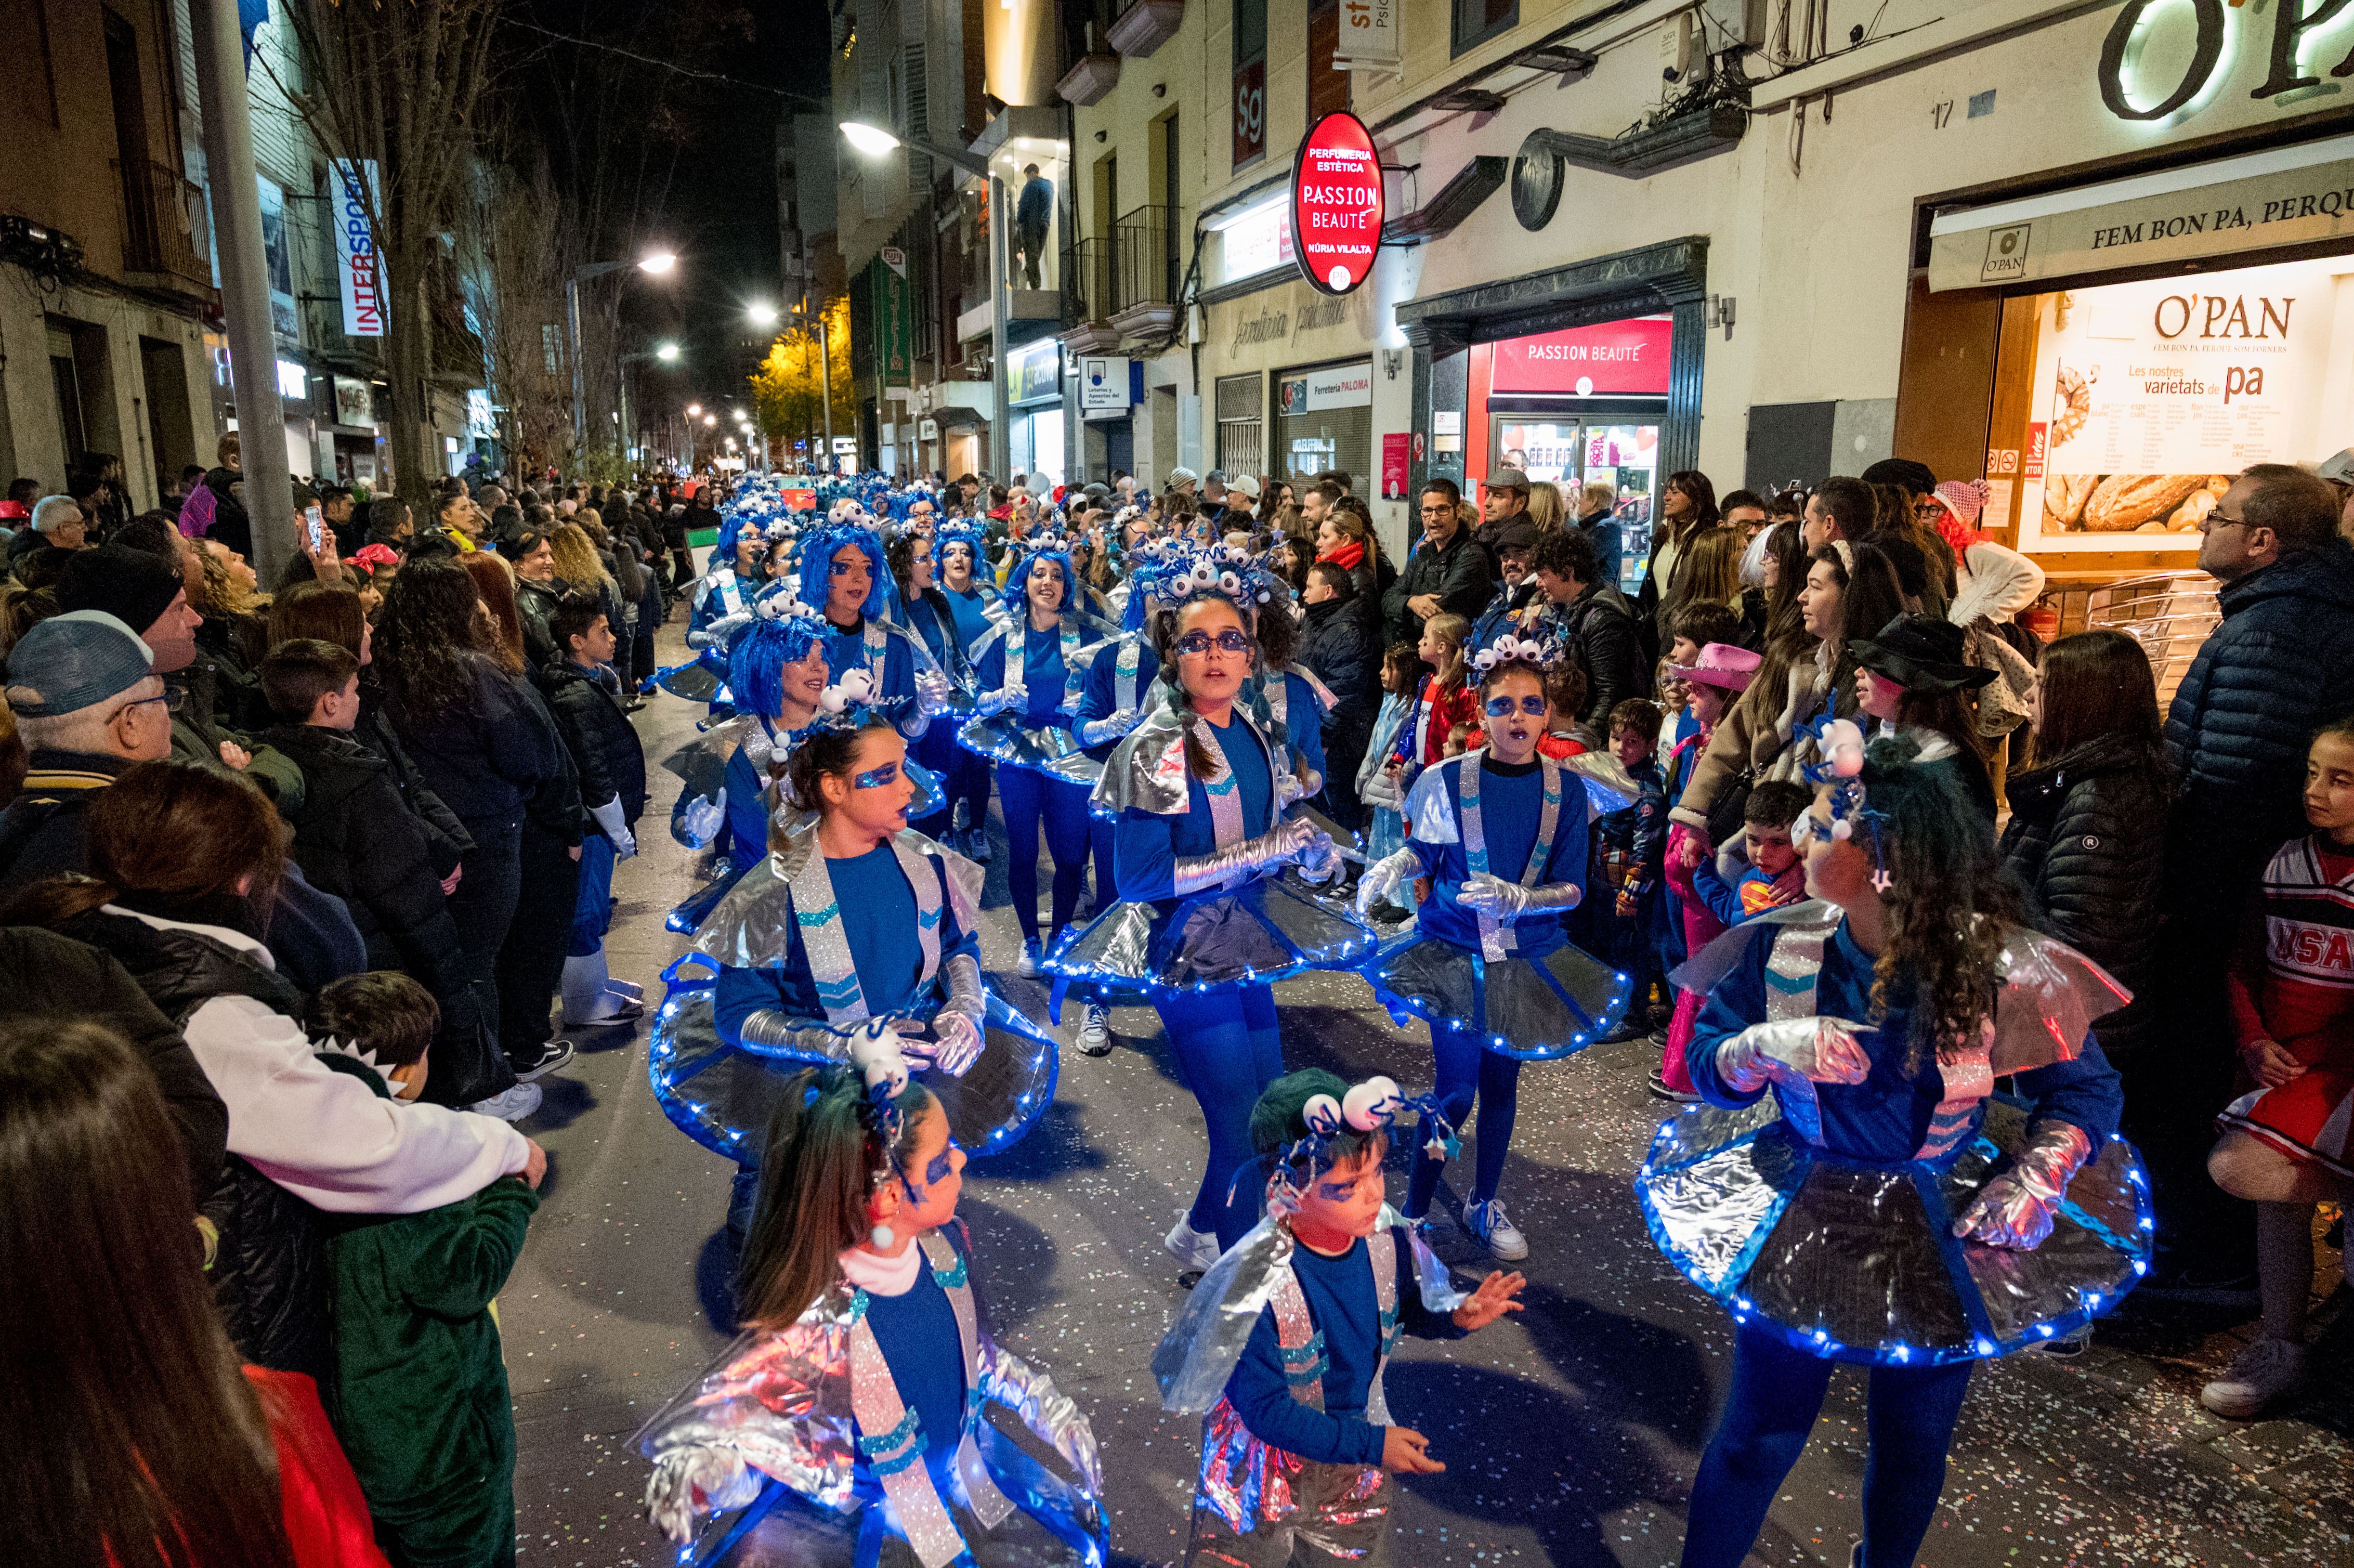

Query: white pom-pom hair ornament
[
  {"left": 848, "top": 1021, "right": 909, "bottom": 1099},
  {"left": 1342, "top": 1076, "right": 1404, "bottom": 1130}
]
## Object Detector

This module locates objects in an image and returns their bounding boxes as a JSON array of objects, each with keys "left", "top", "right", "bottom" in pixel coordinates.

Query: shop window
[
  {"left": 1451, "top": 0, "right": 1516, "bottom": 56},
  {"left": 1273, "top": 361, "right": 1373, "bottom": 487},
  {"left": 1306, "top": 0, "right": 1349, "bottom": 121},
  {"left": 1993, "top": 255, "right": 2349, "bottom": 557},
  {"left": 1217, "top": 373, "right": 1264, "bottom": 478},
  {"left": 1233, "top": 0, "right": 1266, "bottom": 170}
]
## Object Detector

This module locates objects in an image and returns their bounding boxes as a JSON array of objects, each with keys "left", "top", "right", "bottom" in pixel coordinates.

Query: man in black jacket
[
  {"left": 0, "top": 610, "right": 175, "bottom": 891},
  {"left": 1382, "top": 479, "right": 1492, "bottom": 648},
  {"left": 1298, "top": 561, "right": 1382, "bottom": 831},
  {"left": 2141, "top": 464, "right": 2354, "bottom": 1288},
  {"left": 256, "top": 639, "right": 497, "bottom": 1090},
  {"left": 508, "top": 530, "right": 565, "bottom": 668},
  {"left": 1531, "top": 528, "right": 1646, "bottom": 732},
  {"left": 542, "top": 592, "right": 646, "bottom": 1027}
]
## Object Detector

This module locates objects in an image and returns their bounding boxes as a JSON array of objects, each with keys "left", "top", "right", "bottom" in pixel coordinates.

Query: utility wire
[{"left": 502, "top": 17, "right": 829, "bottom": 104}]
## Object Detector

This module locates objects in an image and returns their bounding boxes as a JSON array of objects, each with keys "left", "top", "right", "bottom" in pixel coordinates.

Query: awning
[
  {"left": 1927, "top": 132, "right": 2354, "bottom": 292},
  {"left": 932, "top": 405, "right": 989, "bottom": 432}
]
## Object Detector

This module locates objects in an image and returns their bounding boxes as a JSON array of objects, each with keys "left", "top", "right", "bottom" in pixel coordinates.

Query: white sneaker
[
  {"left": 467, "top": 1081, "right": 544, "bottom": 1122},
  {"left": 1463, "top": 1200, "right": 1529, "bottom": 1261},
  {"left": 1165, "top": 1214, "right": 1222, "bottom": 1272},
  {"left": 1078, "top": 1003, "right": 1112, "bottom": 1056},
  {"left": 1018, "top": 940, "right": 1043, "bottom": 979},
  {"left": 2200, "top": 1336, "right": 2311, "bottom": 1419}
]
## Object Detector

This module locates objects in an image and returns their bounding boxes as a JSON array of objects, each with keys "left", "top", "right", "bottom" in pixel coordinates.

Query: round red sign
[{"left": 1290, "top": 111, "right": 1384, "bottom": 297}]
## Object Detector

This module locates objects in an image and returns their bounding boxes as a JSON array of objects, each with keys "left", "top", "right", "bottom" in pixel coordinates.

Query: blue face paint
[
  {"left": 924, "top": 1149, "right": 954, "bottom": 1186},
  {"left": 852, "top": 761, "right": 900, "bottom": 790}
]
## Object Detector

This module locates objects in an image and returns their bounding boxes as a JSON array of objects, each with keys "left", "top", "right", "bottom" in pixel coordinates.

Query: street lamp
[
  {"left": 687, "top": 403, "right": 701, "bottom": 417},
  {"left": 656, "top": 342, "right": 681, "bottom": 362},
  {"left": 568, "top": 247, "right": 681, "bottom": 459},
  {"left": 794, "top": 297, "right": 838, "bottom": 469},
  {"left": 746, "top": 302, "right": 779, "bottom": 329}
]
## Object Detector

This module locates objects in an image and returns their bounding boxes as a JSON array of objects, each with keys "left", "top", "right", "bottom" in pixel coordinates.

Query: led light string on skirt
[{"left": 1260, "top": 1075, "right": 1460, "bottom": 1221}]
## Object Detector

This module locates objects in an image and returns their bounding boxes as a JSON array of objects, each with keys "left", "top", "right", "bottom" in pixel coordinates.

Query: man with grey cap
[
  {"left": 1475, "top": 467, "right": 1533, "bottom": 572},
  {"left": 0, "top": 610, "right": 174, "bottom": 885}
]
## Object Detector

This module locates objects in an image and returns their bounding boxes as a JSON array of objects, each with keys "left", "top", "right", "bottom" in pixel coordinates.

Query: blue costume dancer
[
  {"left": 931, "top": 520, "right": 1000, "bottom": 860},
  {"left": 1353, "top": 633, "right": 1634, "bottom": 1260},
  {"left": 639, "top": 1034, "right": 1104, "bottom": 1568},
  {"left": 1044, "top": 553, "right": 1376, "bottom": 1261},
  {"left": 891, "top": 524, "right": 979, "bottom": 847},
  {"left": 648, "top": 699, "right": 1056, "bottom": 1240},
  {"left": 799, "top": 505, "right": 953, "bottom": 745},
  {"left": 1636, "top": 726, "right": 2149, "bottom": 1568},
  {"left": 959, "top": 542, "right": 1118, "bottom": 974}
]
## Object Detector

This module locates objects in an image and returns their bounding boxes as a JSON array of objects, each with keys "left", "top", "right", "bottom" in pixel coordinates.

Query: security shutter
[{"left": 1215, "top": 372, "right": 1262, "bottom": 476}]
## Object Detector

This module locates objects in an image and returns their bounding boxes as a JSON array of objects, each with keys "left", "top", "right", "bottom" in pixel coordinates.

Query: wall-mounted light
[
  {"left": 1707, "top": 295, "right": 1736, "bottom": 341},
  {"left": 1382, "top": 349, "right": 1404, "bottom": 380},
  {"left": 1094, "top": 129, "right": 1107, "bottom": 143},
  {"left": 1152, "top": 83, "right": 1166, "bottom": 98}
]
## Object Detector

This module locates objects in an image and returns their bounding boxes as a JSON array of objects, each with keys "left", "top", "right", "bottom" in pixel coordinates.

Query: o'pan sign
[{"left": 1291, "top": 111, "right": 1383, "bottom": 296}]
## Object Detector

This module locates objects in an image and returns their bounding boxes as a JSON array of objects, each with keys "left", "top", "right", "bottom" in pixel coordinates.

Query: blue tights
[
  {"left": 909, "top": 723, "right": 961, "bottom": 841},
  {"left": 1404, "top": 1028, "right": 1522, "bottom": 1216},
  {"left": 1681, "top": 1321, "right": 1972, "bottom": 1568},
  {"left": 999, "top": 767, "right": 1091, "bottom": 947},
  {"left": 946, "top": 746, "right": 992, "bottom": 839},
  {"left": 1159, "top": 984, "right": 1284, "bottom": 1247}
]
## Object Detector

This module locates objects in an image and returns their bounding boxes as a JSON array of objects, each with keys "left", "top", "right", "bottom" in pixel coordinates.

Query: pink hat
[
  {"left": 1667, "top": 642, "right": 1761, "bottom": 691},
  {"left": 1929, "top": 479, "right": 1990, "bottom": 550}
]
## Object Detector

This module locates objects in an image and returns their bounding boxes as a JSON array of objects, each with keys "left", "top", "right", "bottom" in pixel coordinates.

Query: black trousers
[
  {"left": 494, "top": 821, "right": 584, "bottom": 1062},
  {"left": 432, "top": 816, "right": 524, "bottom": 1106}
]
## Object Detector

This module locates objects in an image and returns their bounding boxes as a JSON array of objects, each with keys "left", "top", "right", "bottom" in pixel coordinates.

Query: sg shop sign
[{"left": 2101, "top": 0, "right": 2354, "bottom": 123}]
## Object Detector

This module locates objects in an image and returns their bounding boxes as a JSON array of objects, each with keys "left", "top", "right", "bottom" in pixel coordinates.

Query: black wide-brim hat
[{"left": 1851, "top": 612, "right": 1997, "bottom": 696}]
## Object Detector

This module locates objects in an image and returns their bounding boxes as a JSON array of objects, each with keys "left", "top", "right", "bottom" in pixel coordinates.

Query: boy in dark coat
[
  {"left": 308, "top": 973, "right": 541, "bottom": 1568},
  {"left": 539, "top": 592, "right": 646, "bottom": 1026}
]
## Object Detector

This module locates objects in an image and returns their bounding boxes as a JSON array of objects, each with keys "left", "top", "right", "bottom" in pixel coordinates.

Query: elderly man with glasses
[{"left": 1382, "top": 477, "right": 1493, "bottom": 648}]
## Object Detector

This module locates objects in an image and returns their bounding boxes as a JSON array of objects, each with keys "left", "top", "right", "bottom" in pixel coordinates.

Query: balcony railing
[
  {"left": 119, "top": 160, "right": 210, "bottom": 290},
  {"left": 1112, "top": 204, "right": 1179, "bottom": 314},
  {"left": 1067, "top": 236, "right": 1116, "bottom": 323}
]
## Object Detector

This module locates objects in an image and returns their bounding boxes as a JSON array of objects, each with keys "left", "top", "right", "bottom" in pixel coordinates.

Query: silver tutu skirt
[
  {"left": 1363, "top": 931, "right": 1631, "bottom": 1062},
  {"left": 1634, "top": 1095, "right": 2154, "bottom": 1364},
  {"left": 1040, "top": 870, "right": 1376, "bottom": 1006},
  {"left": 648, "top": 982, "right": 1059, "bottom": 1161},
  {"left": 958, "top": 712, "right": 1084, "bottom": 771}
]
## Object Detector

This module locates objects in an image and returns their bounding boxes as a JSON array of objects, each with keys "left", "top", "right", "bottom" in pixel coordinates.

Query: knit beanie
[{"left": 56, "top": 543, "right": 187, "bottom": 637}]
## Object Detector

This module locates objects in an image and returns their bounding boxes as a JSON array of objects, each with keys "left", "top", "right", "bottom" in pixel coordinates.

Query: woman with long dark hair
[
  {"left": 0, "top": 1015, "right": 392, "bottom": 1568},
  {"left": 1645, "top": 733, "right": 2142, "bottom": 1568},
  {"left": 1998, "top": 629, "right": 2168, "bottom": 1061},
  {"left": 888, "top": 529, "right": 975, "bottom": 844},
  {"left": 1, "top": 763, "right": 532, "bottom": 1378},
  {"left": 1638, "top": 468, "right": 1721, "bottom": 652},
  {"left": 375, "top": 557, "right": 571, "bottom": 1118},
  {"left": 1045, "top": 553, "right": 1371, "bottom": 1261}
]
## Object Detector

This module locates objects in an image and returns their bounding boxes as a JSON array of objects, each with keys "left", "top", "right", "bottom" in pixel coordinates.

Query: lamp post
[
  {"left": 836, "top": 122, "right": 1002, "bottom": 478},
  {"left": 793, "top": 299, "right": 835, "bottom": 476},
  {"left": 568, "top": 249, "right": 677, "bottom": 462}
]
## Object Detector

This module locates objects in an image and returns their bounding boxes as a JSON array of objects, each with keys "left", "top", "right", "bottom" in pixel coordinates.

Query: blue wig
[
  {"left": 796, "top": 520, "right": 893, "bottom": 622},
  {"left": 728, "top": 606, "right": 830, "bottom": 720},
  {"left": 931, "top": 518, "right": 986, "bottom": 573},
  {"left": 1002, "top": 545, "right": 1080, "bottom": 617}
]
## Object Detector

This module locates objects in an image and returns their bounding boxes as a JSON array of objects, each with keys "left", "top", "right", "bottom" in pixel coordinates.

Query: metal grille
[
  {"left": 1215, "top": 373, "right": 1261, "bottom": 422},
  {"left": 1218, "top": 418, "right": 1264, "bottom": 478},
  {"left": 2068, "top": 571, "right": 2220, "bottom": 709}
]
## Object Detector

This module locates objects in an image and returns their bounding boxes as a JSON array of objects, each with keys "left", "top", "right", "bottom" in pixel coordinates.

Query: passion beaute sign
[{"left": 1291, "top": 111, "right": 1384, "bottom": 296}]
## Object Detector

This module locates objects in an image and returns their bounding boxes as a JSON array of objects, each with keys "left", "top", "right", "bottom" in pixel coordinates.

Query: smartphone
[{"left": 305, "top": 504, "right": 324, "bottom": 552}]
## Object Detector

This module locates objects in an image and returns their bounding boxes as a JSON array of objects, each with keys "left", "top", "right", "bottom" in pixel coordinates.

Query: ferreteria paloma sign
[
  {"left": 2101, "top": 0, "right": 2354, "bottom": 121},
  {"left": 1291, "top": 112, "right": 1384, "bottom": 296}
]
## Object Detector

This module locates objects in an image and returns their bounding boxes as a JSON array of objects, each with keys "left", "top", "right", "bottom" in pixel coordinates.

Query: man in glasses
[
  {"left": 0, "top": 610, "right": 175, "bottom": 886},
  {"left": 1382, "top": 477, "right": 1493, "bottom": 648},
  {"left": 2142, "top": 462, "right": 2354, "bottom": 1298}
]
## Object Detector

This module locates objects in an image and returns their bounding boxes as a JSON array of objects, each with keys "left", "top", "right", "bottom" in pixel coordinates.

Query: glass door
[{"left": 1492, "top": 417, "right": 1660, "bottom": 594}]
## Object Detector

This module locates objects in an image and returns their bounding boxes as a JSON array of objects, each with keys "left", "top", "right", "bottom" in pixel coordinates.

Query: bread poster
[{"left": 2016, "top": 256, "right": 2354, "bottom": 553}]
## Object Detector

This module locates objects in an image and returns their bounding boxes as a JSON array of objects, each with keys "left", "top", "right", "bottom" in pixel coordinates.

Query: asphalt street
[{"left": 501, "top": 605, "right": 2352, "bottom": 1568}]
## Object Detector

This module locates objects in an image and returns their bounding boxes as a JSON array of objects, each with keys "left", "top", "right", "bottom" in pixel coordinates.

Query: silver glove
[
  {"left": 644, "top": 1442, "right": 760, "bottom": 1545},
  {"left": 1954, "top": 1120, "right": 2093, "bottom": 1250},
  {"left": 687, "top": 609, "right": 752, "bottom": 651},
  {"left": 1172, "top": 816, "right": 1324, "bottom": 897},
  {"left": 676, "top": 786, "right": 726, "bottom": 849},
  {"left": 588, "top": 796, "right": 638, "bottom": 860},
  {"left": 917, "top": 668, "right": 955, "bottom": 718},
  {"left": 1297, "top": 830, "right": 1343, "bottom": 886},
  {"left": 1354, "top": 846, "right": 1422, "bottom": 914},
  {"left": 1458, "top": 871, "right": 1581, "bottom": 922},
  {"left": 736, "top": 1010, "right": 898, "bottom": 1064},
  {"left": 1078, "top": 707, "right": 1143, "bottom": 747},
  {"left": 931, "top": 952, "right": 987, "bottom": 1077},
  {"left": 976, "top": 686, "right": 1021, "bottom": 718},
  {"left": 1714, "top": 1015, "right": 1875, "bottom": 1094}
]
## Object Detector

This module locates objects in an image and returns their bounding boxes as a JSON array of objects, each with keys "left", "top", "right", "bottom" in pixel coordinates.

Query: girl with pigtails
[
  {"left": 636, "top": 1030, "right": 1106, "bottom": 1567},
  {"left": 1639, "top": 725, "right": 2149, "bottom": 1568},
  {"left": 1353, "top": 634, "right": 1633, "bottom": 1262},
  {"left": 1044, "top": 555, "right": 1375, "bottom": 1265},
  {"left": 646, "top": 705, "right": 1058, "bottom": 1242}
]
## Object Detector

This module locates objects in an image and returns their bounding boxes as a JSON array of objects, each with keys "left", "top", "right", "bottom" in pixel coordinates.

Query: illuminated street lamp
[
  {"left": 655, "top": 342, "right": 681, "bottom": 362},
  {"left": 569, "top": 247, "right": 682, "bottom": 454},
  {"left": 746, "top": 302, "right": 779, "bottom": 328}
]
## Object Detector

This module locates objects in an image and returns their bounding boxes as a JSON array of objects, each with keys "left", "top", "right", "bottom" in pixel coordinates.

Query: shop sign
[
  {"left": 1489, "top": 317, "right": 1672, "bottom": 397},
  {"left": 1927, "top": 134, "right": 2354, "bottom": 292},
  {"left": 1381, "top": 432, "right": 1410, "bottom": 499},
  {"left": 331, "top": 375, "right": 374, "bottom": 428},
  {"left": 832, "top": 437, "right": 859, "bottom": 454},
  {"left": 2098, "top": 0, "right": 2354, "bottom": 123},
  {"left": 274, "top": 359, "right": 308, "bottom": 401},
  {"left": 1080, "top": 355, "right": 1132, "bottom": 411},
  {"left": 1277, "top": 362, "right": 1374, "bottom": 413},
  {"left": 330, "top": 160, "right": 385, "bottom": 338},
  {"left": 1006, "top": 338, "right": 1061, "bottom": 406},
  {"left": 920, "top": 418, "right": 939, "bottom": 440},
  {"left": 1334, "top": 0, "right": 1401, "bottom": 75},
  {"left": 1290, "top": 112, "right": 1384, "bottom": 295},
  {"left": 1235, "top": 58, "right": 1266, "bottom": 168},
  {"left": 871, "top": 257, "right": 914, "bottom": 388}
]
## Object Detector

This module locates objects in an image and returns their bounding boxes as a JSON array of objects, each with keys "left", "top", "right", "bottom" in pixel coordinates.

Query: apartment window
[
  {"left": 1233, "top": 0, "right": 1266, "bottom": 170},
  {"left": 1306, "top": 0, "right": 1350, "bottom": 121},
  {"left": 1452, "top": 0, "right": 1517, "bottom": 56}
]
